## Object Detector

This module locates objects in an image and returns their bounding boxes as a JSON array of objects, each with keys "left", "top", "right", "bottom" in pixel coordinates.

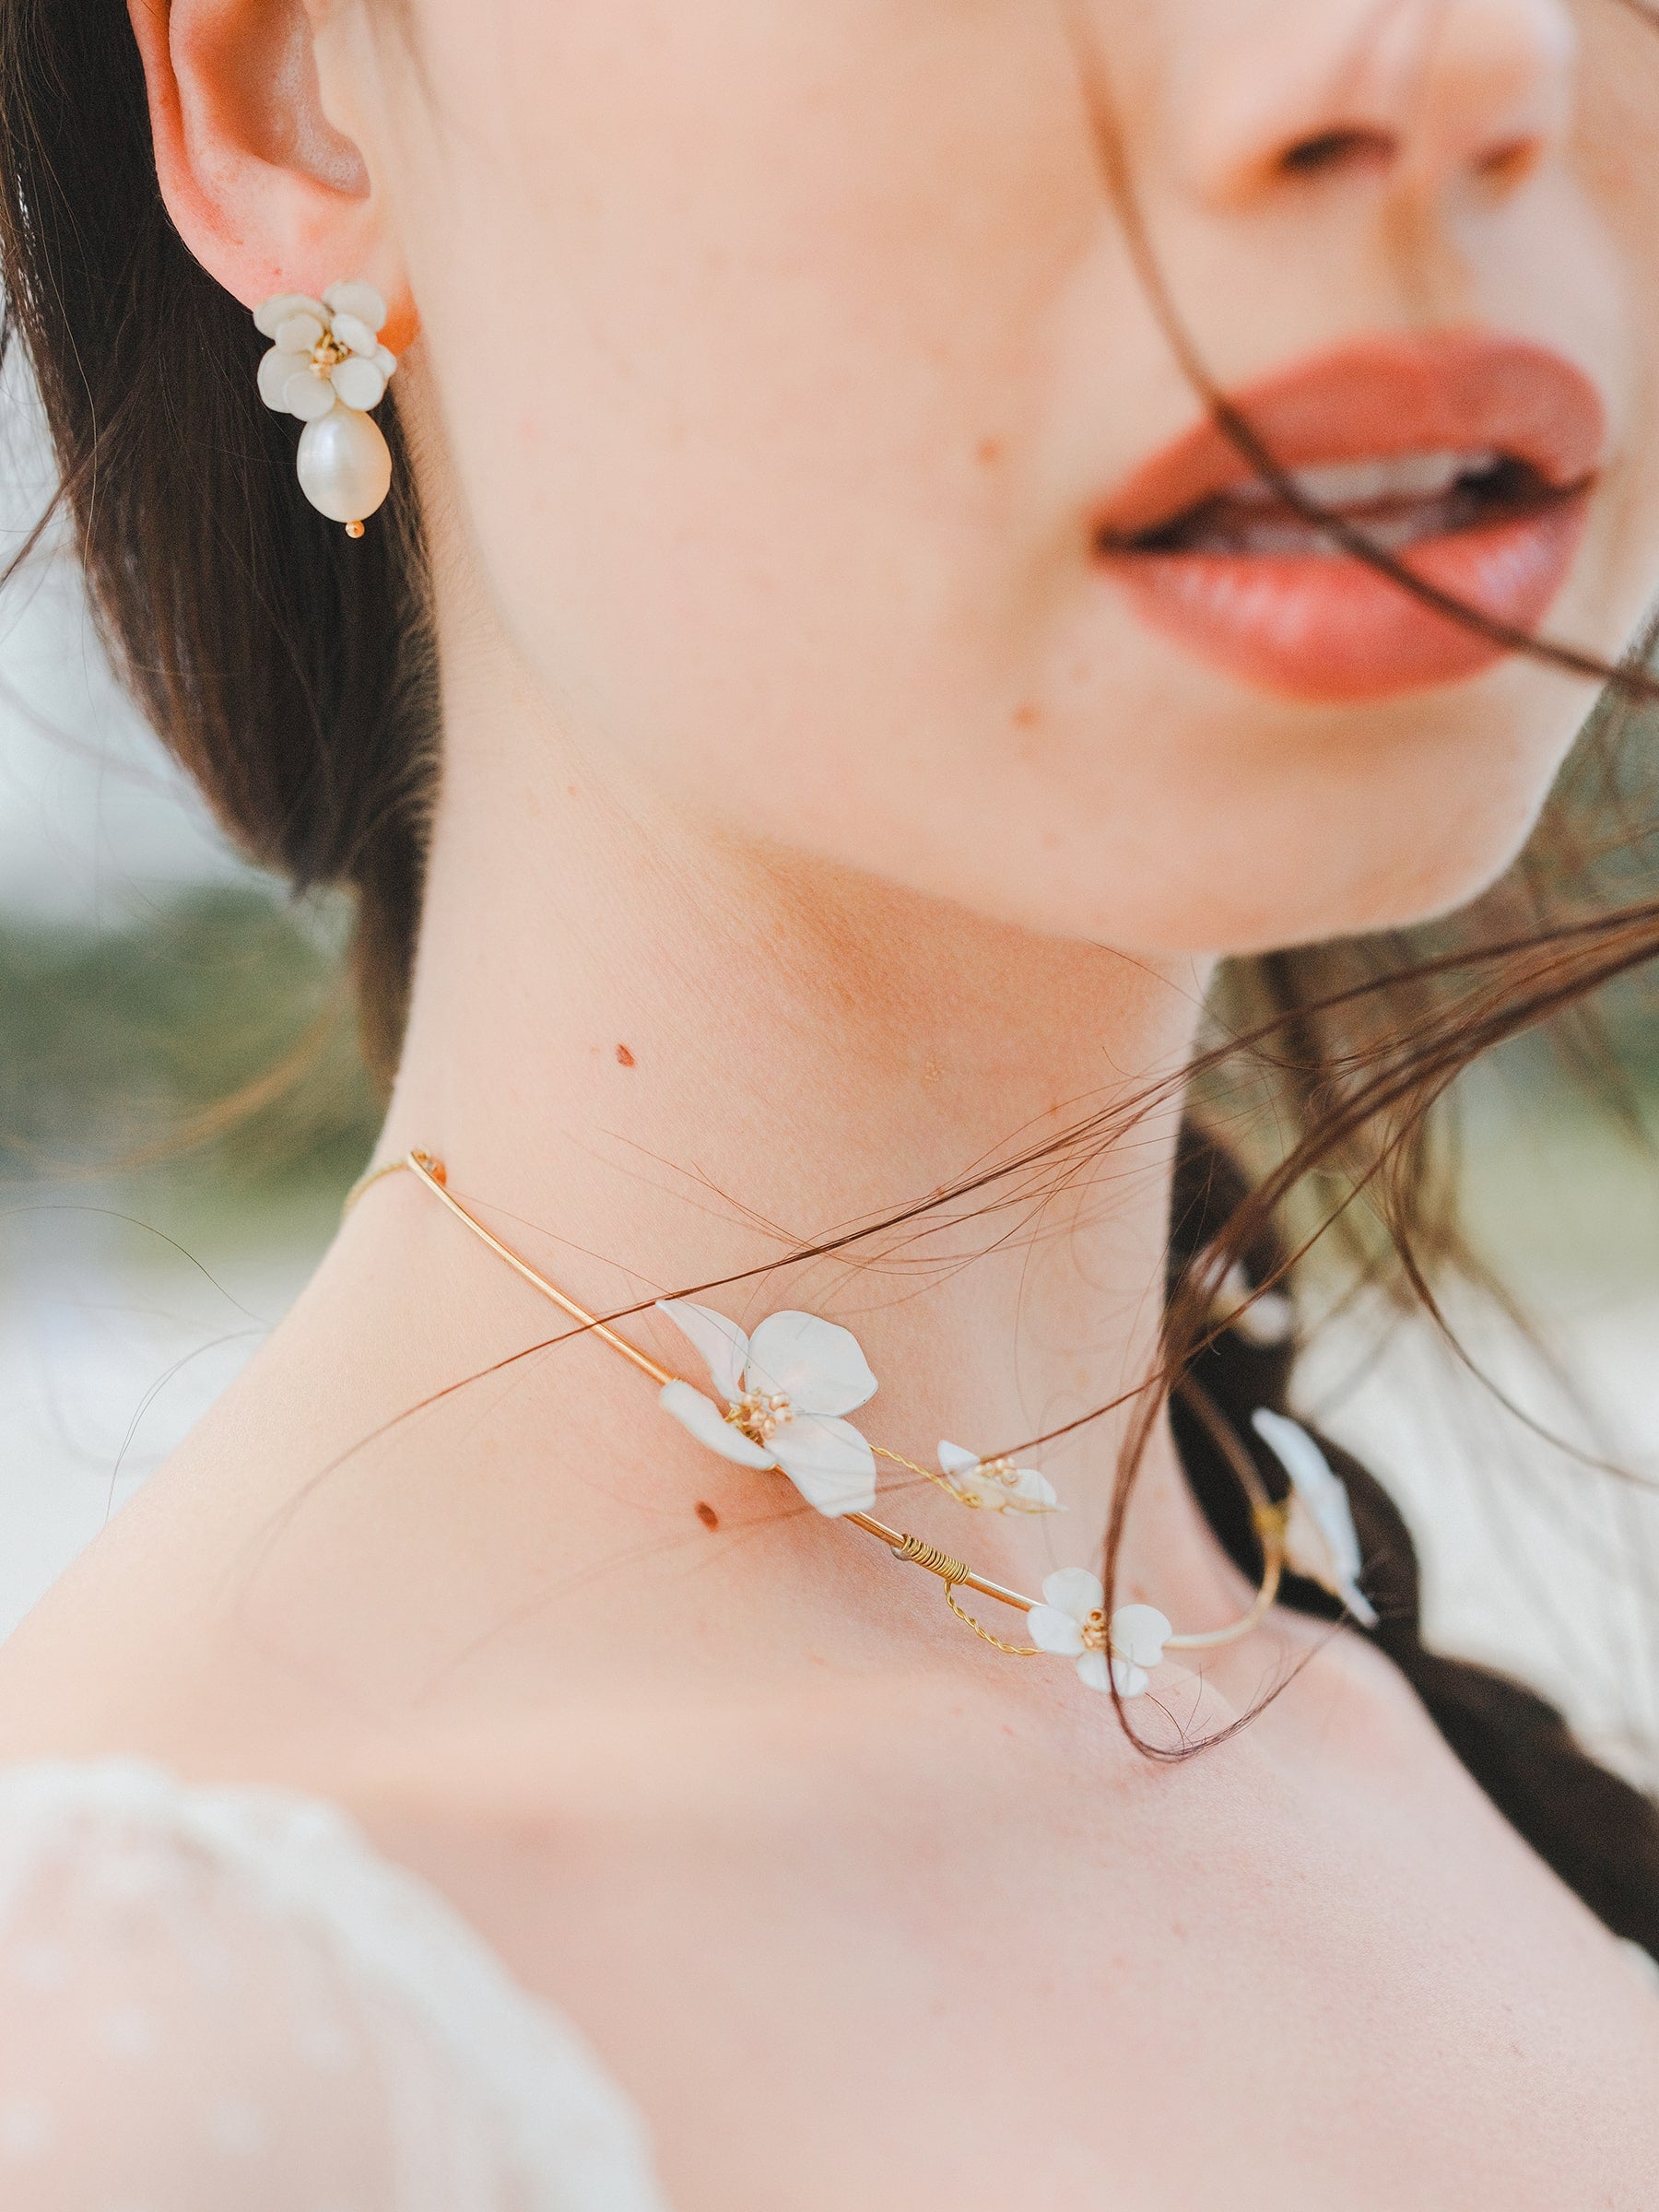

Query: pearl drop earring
[{"left": 253, "top": 282, "right": 399, "bottom": 538}]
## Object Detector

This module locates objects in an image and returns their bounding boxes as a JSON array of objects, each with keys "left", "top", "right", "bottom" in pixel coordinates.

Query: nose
[{"left": 1187, "top": 0, "right": 1579, "bottom": 210}]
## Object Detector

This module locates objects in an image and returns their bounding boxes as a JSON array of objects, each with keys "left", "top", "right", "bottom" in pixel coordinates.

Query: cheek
[{"left": 394, "top": 3, "right": 1111, "bottom": 794}]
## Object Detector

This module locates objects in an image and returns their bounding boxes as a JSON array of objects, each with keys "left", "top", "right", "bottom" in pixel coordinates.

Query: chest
[{"left": 394, "top": 1719, "right": 1659, "bottom": 2212}]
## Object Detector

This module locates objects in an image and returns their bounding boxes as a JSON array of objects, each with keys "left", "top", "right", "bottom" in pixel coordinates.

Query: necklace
[{"left": 347, "top": 1149, "right": 1372, "bottom": 1700}]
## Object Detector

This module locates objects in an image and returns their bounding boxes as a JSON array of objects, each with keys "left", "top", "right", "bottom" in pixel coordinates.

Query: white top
[{"left": 0, "top": 1759, "right": 670, "bottom": 2211}]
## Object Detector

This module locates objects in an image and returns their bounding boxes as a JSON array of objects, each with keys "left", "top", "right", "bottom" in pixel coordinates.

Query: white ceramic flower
[
  {"left": 253, "top": 282, "right": 398, "bottom": 423},
  {"left": 1251, "top": 1409, "right": 1379, "bottom": 1627},
  {"left": 1027, "top": 1570, "right": 1171, "bottom": 1698},
  {"left": 657, "top": 1300, "right": 878, "bottom": 1519},
  {"left": 936, "top": 1441, "right": 1060, "bottom": 1514}
]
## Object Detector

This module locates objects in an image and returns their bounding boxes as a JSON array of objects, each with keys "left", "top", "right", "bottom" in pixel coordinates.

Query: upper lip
[{"left": 1094, "top": 331, "right": 1608, "bottom": 547}]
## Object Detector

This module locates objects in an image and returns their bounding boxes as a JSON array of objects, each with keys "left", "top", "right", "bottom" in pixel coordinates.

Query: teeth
[
  {"left": 1232, "top": 450, "right": 1499, "bottom": 510},
  {"left": 1211, "top": 506, "right": 1477, "bottom": 558}
]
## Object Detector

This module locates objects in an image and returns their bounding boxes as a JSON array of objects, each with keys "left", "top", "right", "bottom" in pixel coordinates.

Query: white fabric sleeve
[{"left": 0, "top": 1760, "right": 668, "bottom": 2212}]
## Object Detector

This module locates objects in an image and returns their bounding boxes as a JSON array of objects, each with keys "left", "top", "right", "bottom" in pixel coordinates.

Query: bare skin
[{"left": 3, "top": 0, "right": 1659, "bottom": 2201}]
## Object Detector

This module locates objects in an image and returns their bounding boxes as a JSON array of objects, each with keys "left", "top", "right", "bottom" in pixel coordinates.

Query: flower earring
[{"left": 253, "top": 282, "right": 399, "bottom": 538}]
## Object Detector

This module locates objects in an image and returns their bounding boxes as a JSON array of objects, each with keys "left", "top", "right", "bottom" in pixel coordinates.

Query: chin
[
  {"left": 1218, "top": 791, "right": 1559, "bottom": 954},
  {"left": 1025, "top": 746, "right": 1568, "bottom": 959},
  {"left": 1243, "top": 680, "right": 1589, "bottom": 949}
]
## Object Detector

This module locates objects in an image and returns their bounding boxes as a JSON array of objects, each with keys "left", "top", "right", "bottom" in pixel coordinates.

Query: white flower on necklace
[
  {"left": 254, "top": 282, "right": 398, "bottom": 423},
  {"left": 1027, "top": 1570, "right": 1172, "bottom": 1699},
  {"left": 936, "top": 1441, "right": 1061, "bottom": 1514},
  {"left": 657, "top": 1300, "right": 878, "bottom": 1519},
  {"left": 1251, "top": 1409, "right": 1379, "bottom": 1628}
]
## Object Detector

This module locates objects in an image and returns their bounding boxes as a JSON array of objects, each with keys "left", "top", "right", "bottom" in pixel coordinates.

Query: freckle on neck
[
  {"left": 695, "top": 1501, "right": 720, "bottom": 1530},
  {"left": 616, "top": 1044, "right": 636, "bottom": 1068}
]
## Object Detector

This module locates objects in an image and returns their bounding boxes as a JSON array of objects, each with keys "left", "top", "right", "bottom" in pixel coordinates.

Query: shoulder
[{"left": 0, "top": 1758, "right": 669, "bottom": 2211}]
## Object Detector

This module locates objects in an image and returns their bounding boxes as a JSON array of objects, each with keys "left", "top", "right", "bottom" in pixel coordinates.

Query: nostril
[{"left": 1279, "top": 126, "right": 1397, "bottom": 179}]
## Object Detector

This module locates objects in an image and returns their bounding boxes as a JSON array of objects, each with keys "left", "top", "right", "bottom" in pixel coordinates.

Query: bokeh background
[
  {"left": 2, "top": 359, "right": 1656, "bottom": 1785},
  {"left": 0, "top": 362, "right": 378, "bottom": 1634}
]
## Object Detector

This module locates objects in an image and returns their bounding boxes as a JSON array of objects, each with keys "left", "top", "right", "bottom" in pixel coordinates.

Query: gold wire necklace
[{"left": 346, "top": 1149, "right": 1317, "bottom": 1700}]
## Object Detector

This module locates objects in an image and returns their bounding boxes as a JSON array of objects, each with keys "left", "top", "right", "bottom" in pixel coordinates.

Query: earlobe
[{"left": 125, "top": 0, "right": 409, "bottom": 335}]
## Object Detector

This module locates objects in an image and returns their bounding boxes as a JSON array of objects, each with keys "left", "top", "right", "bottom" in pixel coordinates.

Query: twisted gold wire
[
  {"left": 872, "top": 1443, "right": 969, "bottom": 1503},
  {"left": 886, "top": 1531, "right": 1042, "bottom": 1660},
  {"left": 944, "top": 1585, "right": 1042, "bottom": 1657}
]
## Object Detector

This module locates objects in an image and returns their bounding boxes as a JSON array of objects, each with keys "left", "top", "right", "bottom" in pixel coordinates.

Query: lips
[{"left": 1092, "top": 333, "right": 1606, "bottom": 702}]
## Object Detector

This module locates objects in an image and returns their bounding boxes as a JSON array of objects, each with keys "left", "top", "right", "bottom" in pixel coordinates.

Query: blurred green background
[{"left": 0, "top": 882, "right": 374, "bottom": 1230}]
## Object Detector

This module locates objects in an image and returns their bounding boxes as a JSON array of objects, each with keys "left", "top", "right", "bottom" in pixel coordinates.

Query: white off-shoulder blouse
[{"left": 0, "top": 1760, "right": 670, "bottom": 2211}]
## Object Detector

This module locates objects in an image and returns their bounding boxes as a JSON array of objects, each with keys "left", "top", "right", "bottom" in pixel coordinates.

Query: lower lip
[{"left": 1098, "top": 491, "right": 1591, "bottom": 703}]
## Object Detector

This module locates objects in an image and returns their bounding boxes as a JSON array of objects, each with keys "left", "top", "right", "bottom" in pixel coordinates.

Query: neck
[{"left": 335, "top": 609, "right": 1250, "bottom": 1695}]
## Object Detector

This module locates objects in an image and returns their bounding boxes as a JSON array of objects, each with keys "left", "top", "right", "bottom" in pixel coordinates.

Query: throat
[{"left": 349, "top": 632, "right": 1241, "bottom": 1672}]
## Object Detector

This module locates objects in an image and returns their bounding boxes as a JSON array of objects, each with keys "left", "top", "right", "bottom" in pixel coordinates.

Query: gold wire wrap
[
  {"left": 842, "top": 1512, "right": 1035, "bottom": 1612},
  {"left": 887, "top": 1532, "right": 971, "bottom": 1584},
  {"left": 347, "top": 1150, "right": 1289, "bottom": 1662}
]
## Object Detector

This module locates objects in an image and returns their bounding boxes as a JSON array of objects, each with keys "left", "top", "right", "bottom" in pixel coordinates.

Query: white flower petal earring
[{"left": 253, "top": 281, "right": 399, "bottom": 537}]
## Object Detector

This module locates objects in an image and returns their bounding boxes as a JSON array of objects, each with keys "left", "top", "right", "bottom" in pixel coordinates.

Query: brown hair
[{"left": 3, "top": 0, "right": 1657, "bottom": 1951}]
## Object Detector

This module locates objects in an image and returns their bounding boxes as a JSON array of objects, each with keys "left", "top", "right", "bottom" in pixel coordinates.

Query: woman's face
[{"left": 336, "top": 0, "right": 1659, "bottom": 952}]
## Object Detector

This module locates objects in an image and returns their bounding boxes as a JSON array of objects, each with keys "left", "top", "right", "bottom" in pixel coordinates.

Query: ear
[{"left": 127, "top": 0, "right": 416, "bottom": 350}]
